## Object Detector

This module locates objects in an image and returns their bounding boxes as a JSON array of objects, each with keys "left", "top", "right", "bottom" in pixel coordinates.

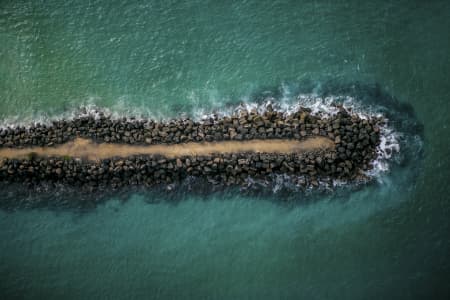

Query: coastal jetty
[{"left": 0, "top": 105, "right": 383, "bottom": 189}]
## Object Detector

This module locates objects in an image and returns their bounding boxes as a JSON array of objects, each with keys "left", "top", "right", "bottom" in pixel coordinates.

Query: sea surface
[{"left": 1, "top": 0, "right": 449, "bottom": 299}]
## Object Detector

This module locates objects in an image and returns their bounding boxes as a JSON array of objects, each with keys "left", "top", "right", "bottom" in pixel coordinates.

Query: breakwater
[{"left": 0, "top": 105, "right": 383, "bottom": 189}]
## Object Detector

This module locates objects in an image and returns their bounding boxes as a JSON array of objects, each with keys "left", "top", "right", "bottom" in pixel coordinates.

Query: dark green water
[{"left": 1, "top": 0, "right": 449, "bottom": 299}]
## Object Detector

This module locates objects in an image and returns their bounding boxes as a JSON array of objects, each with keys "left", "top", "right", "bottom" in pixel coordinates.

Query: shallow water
[{"left": 1, "top": 0, "right": 449, "bottom": 299}]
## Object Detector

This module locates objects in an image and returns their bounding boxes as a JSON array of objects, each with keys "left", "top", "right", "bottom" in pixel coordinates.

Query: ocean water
[{"left": 0, "top": 0, "right": 449, "bottom": 299}]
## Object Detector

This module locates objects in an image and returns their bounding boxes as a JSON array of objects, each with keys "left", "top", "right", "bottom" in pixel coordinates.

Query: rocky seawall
[{"left": 0, "top": 105, "right": 384, "bottom": 189}]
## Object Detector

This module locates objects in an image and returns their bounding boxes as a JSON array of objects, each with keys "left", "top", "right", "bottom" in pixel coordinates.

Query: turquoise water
[{"left": 1, "top": 0, "right": 449, "bottom": 299}]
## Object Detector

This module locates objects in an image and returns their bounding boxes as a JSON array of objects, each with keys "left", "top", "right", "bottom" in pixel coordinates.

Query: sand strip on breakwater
[{"left": 0, "top": 137, "right": 334, "bottom": 161}]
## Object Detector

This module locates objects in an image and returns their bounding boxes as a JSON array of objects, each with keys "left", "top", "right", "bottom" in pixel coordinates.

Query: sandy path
[{"left": 0, "top": 137, "right": 334, "bottom": 161}]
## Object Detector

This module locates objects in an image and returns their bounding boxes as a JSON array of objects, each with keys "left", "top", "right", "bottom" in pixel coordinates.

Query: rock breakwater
[{"left": 0, "top": 105, "right": 384, "bottom": 189}]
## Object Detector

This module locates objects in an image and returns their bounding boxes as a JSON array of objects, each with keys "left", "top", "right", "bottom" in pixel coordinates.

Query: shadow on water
[
  {"left": 0, "top": 81, "right": 424, "bottom": 212},
  {"left": 0, "top": 177, "right": 377, "bottom": 212}
]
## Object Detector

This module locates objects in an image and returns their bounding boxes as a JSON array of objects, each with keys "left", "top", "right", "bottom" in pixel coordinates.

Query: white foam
[{"left": 366, "top": 125, "right": 401, "bottom": 177}]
